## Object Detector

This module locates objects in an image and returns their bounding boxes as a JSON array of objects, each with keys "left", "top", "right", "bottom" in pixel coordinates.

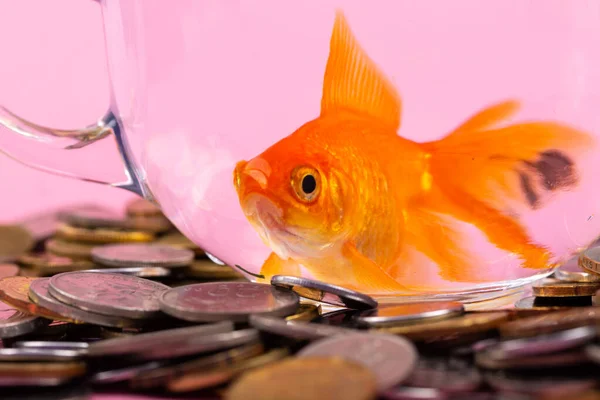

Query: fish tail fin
[
  {"left": 422, "top": 100, "right": 594, "bottom": 212},
  {"left": 414, "top": 100, "right": 593, "bottom": 276}
]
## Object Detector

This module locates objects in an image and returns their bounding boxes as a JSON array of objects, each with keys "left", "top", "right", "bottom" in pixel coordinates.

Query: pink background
[{"left": 0, "top": 0, "right": 134, "bottom": 223}]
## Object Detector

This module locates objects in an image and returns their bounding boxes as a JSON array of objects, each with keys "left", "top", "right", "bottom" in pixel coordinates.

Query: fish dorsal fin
[{"left": 320, "top": 11, "right": 402, "bottom": 132}]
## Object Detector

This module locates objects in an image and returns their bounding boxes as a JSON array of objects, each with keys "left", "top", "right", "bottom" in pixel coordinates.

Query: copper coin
[
  {"left": 579, "top": 247, "right": 600, "bottom": 275},
  {"left": 532, "top": 278, "right": 600, "bottom": 297},
  {"left": 374, "top": 311, "right": 510, "bottom": 340},
  {"left": 224, "top": 357, "right": 377, "bottom": 400},
  {"left": 45, "top": 238, "right": 95, "bottom": 260},
  {"left": 0, "top": 301, "right": 47, "bottom": 338},
  {"left": 18, "top": 253, "right": 95, "bottom": 275},
  {"left": 0, "top": 277, "right": 73, "bottom": 322},
  {"left": 0, "top": 225, "right": 34, "bottom": 262},
  {"left": 554, "top": 256, "right": 600, "bottom": 283},
  {"left": 126, "top": 198, "right": 163, "bottom": 217},
  {"left": 499, "top": 307, "right": 600, "bottom": 338},
  {"left": 56, "top": 224, "right": 154, "bottom": 244}
]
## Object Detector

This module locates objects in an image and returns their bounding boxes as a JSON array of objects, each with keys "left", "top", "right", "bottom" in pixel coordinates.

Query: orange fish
[{"left": 233, "top": 11, "right": 593, "bottom": 294}]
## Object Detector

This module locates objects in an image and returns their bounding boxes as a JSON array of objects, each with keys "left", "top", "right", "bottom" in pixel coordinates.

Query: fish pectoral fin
[
  {"left": 320, "top": 10, "right": 402, "bottom": 132},
  {"left": 258, "top": 252, "right": 302, "bottom": 283},
  {"left": 402, "top": 206, "right": 492, "bottom": 283},
  {"left": 341, "top": 242, "right": 412, "bottom": 294}
]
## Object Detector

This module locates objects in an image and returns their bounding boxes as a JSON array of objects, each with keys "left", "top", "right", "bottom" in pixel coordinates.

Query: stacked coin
[{"left": 3, "top": 201, "right": 600, "bottom": 398}]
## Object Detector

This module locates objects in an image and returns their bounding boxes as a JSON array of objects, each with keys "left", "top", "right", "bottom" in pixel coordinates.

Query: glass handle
[{"left": 0, "top": 0, "right": 150, "bottom": 200}]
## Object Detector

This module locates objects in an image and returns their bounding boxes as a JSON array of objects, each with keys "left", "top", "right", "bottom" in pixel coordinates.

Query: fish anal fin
[{"left": 320, "top": 10, "right": 402, "bottom": 131}]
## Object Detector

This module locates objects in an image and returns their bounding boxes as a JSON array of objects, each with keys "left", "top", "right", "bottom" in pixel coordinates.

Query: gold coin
[
  {"left": 373, "top": 311, "right": 510, "bottom": 340},
  {"left": 157, "top": 231, "right": 204, "bottom": 255},
  {"left": 45, "top": 238, "right": 96, "bottom": 260},
  {"left": 18, "top": 253, "right": 96, "bottom": 276},
  {"left": 499, "top": 307, "right": 600, "bottom": 338},
  {"left": 225, "top": 357, "right": 378, "bottom": 400},
  {"left": 532, "top": 278, "right": 600, "bottom": 297},
  {"left": 56, "top": 224, "right": 154, "bottom": 244},
  {"left": 0, "top": 276, "right": 74, "bottom": 322},
  {"left": 285, "top": 303, "right": 321, "bottom": 322},
  {"left": 579, "top": 247, "right": 600, "bottom": 276},
  {"left": 0, "top": 225, "right": 34, "bottom": 262},
  {"left": 0, "top": 361, "right": 86, "bottom": 378},
  {"left": 168, "top": 348, "right": 289, "bottom": 393},
  {"left": 126, "top": 198, "right": 163, "bottom": 217},
  {"left": 183, "top": 260, "right": 245, "bottom": 280}
]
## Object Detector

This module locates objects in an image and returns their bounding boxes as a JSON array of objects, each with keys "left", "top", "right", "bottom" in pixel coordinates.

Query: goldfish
[{"left": 233, "top": 11, "right": 593, "bottom": 294}]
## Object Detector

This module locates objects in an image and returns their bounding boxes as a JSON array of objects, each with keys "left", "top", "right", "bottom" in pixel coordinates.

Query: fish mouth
[{"left": 243, "top": 194, "right": 305, "bottom": 257}]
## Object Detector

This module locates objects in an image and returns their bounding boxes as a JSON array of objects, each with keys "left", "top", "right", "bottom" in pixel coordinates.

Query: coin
[
  {"left": 286, "top": 303, "right": 321, "bottom": 322},
  {"left": 579, "top": 247, "right": 600, "bottom": 275},
  {"left": 87, "top": 321, "right": 242, "bottom": 360},
  {"left": 381, "top": 387, "right": 446, "bottom": 400},
  {"left": 476, "top": 349, "right": 588, "bottom": 370},
  {"left": 28, "top": 278, "right": 146, "bottom": 329},
  {"left": 48, "top": 272, "right": 170, "bottom": 319},
  {"left": 532, "top": 278, "right": 600, "bottom": 297},
  {"left": 18, "top": 253, "right": 95, "bottom": 276},
  {"left": 0, "top": 301, "right": 47, "bottom": 338},
  {"left": 0, "top": 225, "right": 35, "bottom": 262},
  {"left": 0, "top": 348, "right": 83, "bottom": 361},
  {"left": 499, "top": 307, "right": 600, "bottom": 338},
  {"left": 90, "top": 361, "right": 163, "bottom": 385},
  {"left": 56, "top": 224, "right": 154, "bottom": 244},
  {"left": 225, "top": 357, "right": 377, "bottom": 400},
  {"left": 484, "top": 326, "right": 595, "bottom": 362},
  {"left": 156, "top": 231, "right": 203, "bottom": 254},
  {"left": 554, "top": 256, "right": 600, "bottom": 283},
  {"left": 271, "top": 275, "right": 378, "bottom": 310},
  {"left": 91, "top": 243, "right": 194, "bottom": 268},
  {"left": 59, "top": 209, "right": 172, "bottom": 234},
  {"left": 159, "top": 282, "right": 299, "bottom": 322},
  {"left": 249, "top": 315, "right": 357, "bottom": 341},
  {"left": 297, "top": 332, "right": 418, "bottom": 391},
  {"left": 484, "top": 371, "right": 597, "bottom": 398},
  {"left": 374, "top": 311, "right": 510, "bottom": 341},
  {"left": 315, "top": 308, "right": 365, "bottom": 329},
  {"left": 402, "top": 357, "right": 482, "bottom": 394},
  {"left": 0, "top": 361, "right": 86, "bottom": 378},
  {"left": 83, "top": 266, "right": 172, "bottom": 278},
  {"left": 183, "top": 259, "right": 244, "bottom": 280},
  {"left": 14, "top": 341, "right": 89, "bottom": 350},
  {"left": 584, "top": 343, "right": 600, "bottom": 364},
  {"left": 0, "top": 276, "right": 73, "bottom": 322},
  {"left": 126, "top": 198, "right": 163, "bottom": 217},
  {"left": 131, "top": 342, "right": 265, "bottom": 389},
  {"left": 354, "top": 301, "right": 464, "bottom": 327},
  {"left": 169, "top": 348, "right": 289, "bottom": 393},
  {"left": 45, "top": 238, "right": 96, "bottom": 260},
  {"left": 514, "top": 296, "right": 575, "bottom": 311}
]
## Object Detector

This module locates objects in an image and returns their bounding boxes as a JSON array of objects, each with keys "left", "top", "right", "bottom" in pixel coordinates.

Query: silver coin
[
  {"left": 82, "top": 266, "right": 172, "bottom": 278},
  {"left": 381, "top": 387, "right": 446, "bottom": 400},
  {"left": 48, "top": 272, "right": 170, "bottom": 319},
  {"left": 91, "top": 244, "right": 194, "bottom": 268},
  {"left": 0, "top": 348, "right": 83, "bottom": 361},
  {"left": 249, "top": 315, "right": 357, "bottom": 341},
  {"left": 484, "top": 326, "right": 596, "bottom": 360},
  {"left": 87, "top": 322, "right": 256, "bottom": 360},
  {"left": 29, "top": 277, "right": 147, "bottom": 328},
  {"left": 14, "top": 341, "right": 89, "bottom": 350},
  {"left": 297, "top": 332, "right": 418, "bottom": 391},
  {"left": 159, "top": 282, "right": 299, "bottom": 322},
  {"left": 403, "top": 357, "right": 482, "bottom": 393},
  {"left": 354, "top": 301, "right": 464, "bottom": 327},
  {"left": 271, "top": 275, "right": 377, "bottom": 310},
  {"left": 554, "top": 256, "right": 600, "bottom": 283},
  {"left": 0, "top": 301, "right": 47, "bottom": 338},
  {"left": 90, "top": 361, "right": 163, "bottom": 385}
]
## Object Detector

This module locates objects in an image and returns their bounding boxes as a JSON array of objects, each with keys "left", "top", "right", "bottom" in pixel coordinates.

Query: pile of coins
[{"left": 1, "top": 200, "right": 600, "bottom": 399}]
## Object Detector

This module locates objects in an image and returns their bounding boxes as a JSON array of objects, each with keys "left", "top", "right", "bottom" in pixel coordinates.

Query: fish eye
[{"left": 291, "top": 166, "right": 321, "bottom": 203}]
